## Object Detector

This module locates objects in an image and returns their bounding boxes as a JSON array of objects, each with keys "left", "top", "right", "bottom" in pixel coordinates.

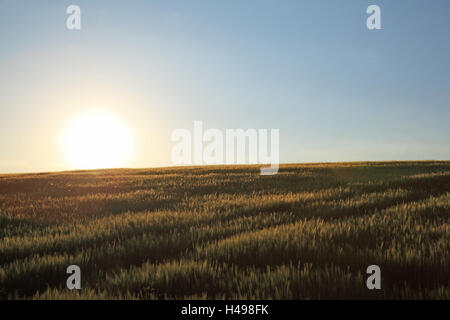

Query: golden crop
[{"left": 0, "top": 161, "right": 448, "bottom": 299}]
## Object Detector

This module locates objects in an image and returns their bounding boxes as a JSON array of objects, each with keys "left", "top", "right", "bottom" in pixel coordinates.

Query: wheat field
[{"left": 0, "top": 161, "right": 449, "bottom": 299}]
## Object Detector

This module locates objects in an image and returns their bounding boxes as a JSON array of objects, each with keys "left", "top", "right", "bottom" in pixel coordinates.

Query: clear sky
[{"left": 0, "top": 0, "right": 449, "bottom": 173}]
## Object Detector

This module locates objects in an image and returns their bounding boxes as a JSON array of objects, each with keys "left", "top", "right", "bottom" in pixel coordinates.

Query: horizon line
[{"left": 1, "top": 159, "right": 449, "bottom": 176}]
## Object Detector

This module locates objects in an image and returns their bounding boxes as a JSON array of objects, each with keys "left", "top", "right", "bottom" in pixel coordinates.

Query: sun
[{"left": 60, "top": 111, "right": 134, "bottom": 170}]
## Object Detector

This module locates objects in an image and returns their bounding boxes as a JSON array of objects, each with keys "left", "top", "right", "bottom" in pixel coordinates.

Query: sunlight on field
[
  {"left": 0, "top": 161, "right": 448, "bottom": 299},
  {"left": 60, "top": 111, "right": 134, "bottom": 170}
]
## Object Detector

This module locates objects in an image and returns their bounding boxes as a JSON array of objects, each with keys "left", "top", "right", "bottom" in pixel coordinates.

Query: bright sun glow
[{"left": 61, "top": 111, "right": 134, "bottom": 170}]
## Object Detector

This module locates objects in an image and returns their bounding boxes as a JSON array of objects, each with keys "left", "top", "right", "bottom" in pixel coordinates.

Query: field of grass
[{"left": 0, "top": 161, "right": 449, "bottom": 299}]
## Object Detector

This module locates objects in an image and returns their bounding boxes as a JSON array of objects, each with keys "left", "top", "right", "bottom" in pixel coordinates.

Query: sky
[{"left": 0, "top": 0, "right": 449, "bottom": 173}]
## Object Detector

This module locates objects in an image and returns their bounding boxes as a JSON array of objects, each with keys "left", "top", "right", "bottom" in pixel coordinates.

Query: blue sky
[{"left": 0, "top": 0, "right": 449, "bottom": 172}]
